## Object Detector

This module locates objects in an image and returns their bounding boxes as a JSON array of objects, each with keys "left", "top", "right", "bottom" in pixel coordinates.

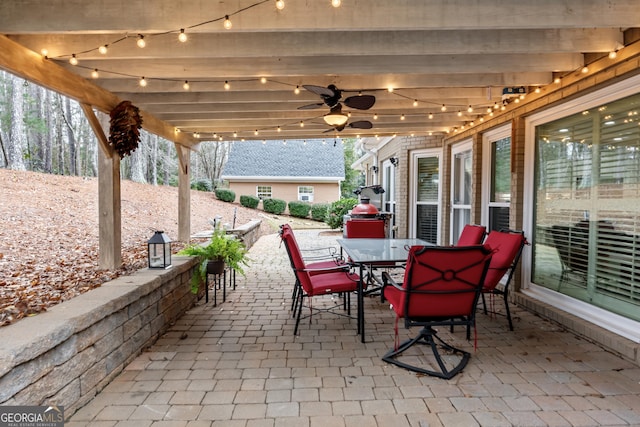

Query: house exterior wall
[
  {"left": 360, "top": 40, "right": 640, "bottom": 357},
  {"left": 227, "top": 181, "right": 341, "bottom": 204}
]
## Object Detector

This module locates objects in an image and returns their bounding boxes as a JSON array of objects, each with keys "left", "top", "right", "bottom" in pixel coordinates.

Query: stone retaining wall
[
  {"left": 0, "top": 255, "right": 198, "bottom": 415},
  {"left": 0, "top": 219, "right": 263, "bottom": 417}
]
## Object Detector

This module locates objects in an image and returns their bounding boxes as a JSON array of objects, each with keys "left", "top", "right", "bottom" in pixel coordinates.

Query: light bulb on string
[
  {"left": 441, "top": 104, "right": 447, "bottom": 112},
  {"left": 223, "top": 15, "right": 232, "bottom": 30},
  {"left": 294, "top": 85, "right": 300, "bottom": 94},
  {"left": 300, "top": 121, "right": 304, "bottom": 127},
  {"left": 224, "top": 81, "right": 230, "bottom": 90},
  {"left": 400, "top": 114, "right": 405, "bottom": 120},
  {"left": 413, "top": 99, "right": 418, "bottom": 107},
  {"left": 91, "top": 69, "right": 99, "bottom": 79},
  {"left": 275, "top": 0, "right": 285, "bottom": 10},
  {"left": 137, "top": 35, "right": 146, "bottom": 48},
  {"left": 183, "top": 81, "right": 190, "bottom": 90},
  {"left": 331, "top": 0, "right": 341, "bottom": 7},
  {"left": 467, "top": 105, "right": 473, "bottom": 113},
  {"left": 69, "top": 54, "right": 78, "bottom": 65},
  {"left": 373, "top": 113, "right": 378, "bottom": 120},
  {"left": 178, "top": 29, "right": 188, "bottom": 43},
  {"left": 260, "top": 77, "right": 267, "bottom": 84},
  {"left": 457, "top": 110, "right": 463, "bottom": 117},
  {"left": 98, "top": 45, "right": 108, "bottom": 54},
  {"left": 139, "top": 76, "right": 147, "bottom": 87},
  {"left": 428, "top": 113, "right": 433, "bottom": 119},
  {"left": 277, "top": 126, "right": 281, "bottom": 132},
  {"left": 254, "top": 130, "right": 259, "bottom": 136},
  {"left": 41, "top": 49, "right": 48, "bottom": 57}
]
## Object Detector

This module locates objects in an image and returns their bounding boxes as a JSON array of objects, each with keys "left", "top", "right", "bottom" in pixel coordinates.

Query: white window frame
[
  {"left": 410, "top": 148, "right": 442, "bottom": 242},
  {"left": 450, "top": 140, "right": 473, "bottom": 243},
  {"left": 523, "top": 73, "right": 640, "bottom": 343},
  {"left": 298, "top": 185, "right": 314, "bottom": 202},
  {"left": 256, "top": 185, "right": 272, "bottom": 199},
  {"left": 482, "top": 124, "right": 512, "bottom": 230}
]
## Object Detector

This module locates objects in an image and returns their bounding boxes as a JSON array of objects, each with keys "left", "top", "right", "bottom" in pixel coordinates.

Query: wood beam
[
  {"left": 0, "top": 34, "right": 196, "bottom": 148},
  {"left": 176, "top": 144, "right": 191, "bottom": 242},
  {"left": 80, "top": 103, "right": 114, "bottom": 158}
]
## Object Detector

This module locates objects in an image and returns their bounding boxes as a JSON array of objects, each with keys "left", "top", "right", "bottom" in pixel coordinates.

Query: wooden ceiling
[{"left": 1, "top": 0, "right": 638, "bottom": 147}]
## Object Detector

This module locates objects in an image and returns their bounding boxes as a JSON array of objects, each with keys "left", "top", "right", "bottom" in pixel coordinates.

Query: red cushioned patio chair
[{"left": 381, "top": 245, "right": 493, "bottom": 379}]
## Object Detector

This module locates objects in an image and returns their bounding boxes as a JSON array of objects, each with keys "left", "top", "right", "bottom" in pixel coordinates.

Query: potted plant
[{"left": 178, "top": 228, "right": 249, "bottom": 294}]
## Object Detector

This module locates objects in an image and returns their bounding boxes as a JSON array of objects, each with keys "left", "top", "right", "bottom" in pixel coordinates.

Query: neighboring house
[
  {"left": 354, "top": 54, "right": 640, "bottom": 356},
  {"left": 221, "top": 139, "right": 345, "bottom": 204}
]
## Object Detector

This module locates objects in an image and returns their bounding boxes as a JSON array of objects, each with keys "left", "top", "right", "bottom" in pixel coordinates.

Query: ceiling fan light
[{"left": 324, "top": 111, "right": 348, "bottom": 126}]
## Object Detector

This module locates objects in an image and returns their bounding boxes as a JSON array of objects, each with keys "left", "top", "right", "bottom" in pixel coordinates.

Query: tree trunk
[
  {"left": 63, "top": 97, "right": 77, "bottom": 175},
  {"left": 8, "top": 75, "right": 26, "bottom": 170}
]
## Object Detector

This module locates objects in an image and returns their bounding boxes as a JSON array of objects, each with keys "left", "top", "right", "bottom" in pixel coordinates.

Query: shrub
[
  {"left": 215, "top": 188, "right": 236, "bottom": 202},
  {"left": 240, "top": 195, "right": 260, "bottom": 209},
  {"left": 262, "top": 198, "right": 286, "bottom": 214},
  {"left": 288, "top": 201, "right": 311, "bottom": 218},
  {"left": 326, "top": 198, "right": 357, "bottom": 229},
  {"left": 311, "top": 203, "right": 329, "bottom": 222},
  {"left": 191, "top": 178, "right": 213, "bottom": 192}
]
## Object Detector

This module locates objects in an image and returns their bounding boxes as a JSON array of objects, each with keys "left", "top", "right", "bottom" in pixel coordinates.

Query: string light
[
  {"left": 275, "top": 0, "right": 285, "bottom": 10},
  {"left": 91, "top": 69, "right": 99, "bottom": 79},
  {"left": 224, "top": 81, "right": 230, "bottom": 90},
  {"left": 294, "top": 85, "right": 300, "bottom": 94},
  {"left": 136, "top": 35, "right": 146, "bottom": 48},
  {"left": 254, "top": 130, "right": 259, "bottom": 135},
  {"left": 428, "top": 113, "right": 433, "bottom": 119},
  {"left": 98, "top": 45, "right": 108, "bottom": 54},
  {"left": 40, "top": 49, "right": 48, "bottom": 57},
  {"left": 441, "top": 104, "right": 447, "bottom": 112},
  {"left": 277, "top": 126, "right": 281, "bottom": 132},
  {"left": 300, "top": 121, "right": 304, "bottom": 127},
  {"left": 467, "top": 105, "right": 473, "bottom": 113},
  {"left": 413, "top": 99, "right": 418, "bottom": 107},
  {"left": 223, "top": 15, "right": 232, "bottom": 30},
  {"left": 139, "top": 76, "right": 147, "bottom": 87},
  {"left": 400, "top": 114, "right": 405, "bottom": 120},
  {"left": 581, "top": 66, "right": 589, "bottom": 74},
  {"left": 373, "top": 113, "right": 378, "bottom": 120},
  {"left": 387, "top": 86, "right": 394, "bottom": 93},
  {"left": 260, "top": 77, "right": 267, "bottom": 84},
  {"left": 609, "top": 50, "right": 618, "bottom": 59},
  {"left": 331, "top": 0, "right": 341, "bottom": 7},
  {"left": 178, "top": 29, "right": 188, "bottom": 43},
  {"left": 183, "top": 80, "right": 190, "bottom": 90},
  {"left": 457, "top": 110, "right": 463, "bottom": 117},
  {"left": 69, "top": 54, "right": 78, "bottom": 65}
]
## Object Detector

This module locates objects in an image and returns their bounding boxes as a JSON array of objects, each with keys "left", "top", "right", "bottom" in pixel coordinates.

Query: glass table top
[{"left": 337, "top": 238, "right": 430, "bottom": 263}]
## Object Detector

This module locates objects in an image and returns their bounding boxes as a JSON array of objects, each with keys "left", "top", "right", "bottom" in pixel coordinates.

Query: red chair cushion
[
  {"left": 457, "top": 224, "right": 486, "bottom": 246},
  {"left": 345, "top": 219, "right": 386, "bottom": 238},
  {"left": 483, "top": 231, "right": 526, "bottom": 291}
]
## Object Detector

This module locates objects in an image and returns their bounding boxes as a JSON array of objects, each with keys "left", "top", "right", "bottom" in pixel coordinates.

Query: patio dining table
[{"left": 337, "top": 237, "right": 430, "bottom": 342}]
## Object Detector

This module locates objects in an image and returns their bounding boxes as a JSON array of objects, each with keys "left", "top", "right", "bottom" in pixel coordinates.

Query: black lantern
[{"left": 148, "top": 231, "right": 172, "bottom": 269}]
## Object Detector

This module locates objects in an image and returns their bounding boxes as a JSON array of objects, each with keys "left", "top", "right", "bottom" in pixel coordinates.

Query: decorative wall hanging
[{"left": 109, "top": 100, "right": 143, "bottom": 158}]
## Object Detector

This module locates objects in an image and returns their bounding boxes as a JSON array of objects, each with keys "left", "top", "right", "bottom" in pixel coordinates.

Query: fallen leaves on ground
[{"left": 0, "top": 169, "right": 272, "bottom": 327}]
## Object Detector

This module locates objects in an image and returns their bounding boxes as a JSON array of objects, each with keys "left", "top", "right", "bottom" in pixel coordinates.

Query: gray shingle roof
[{"left": 221, "top": 139, "right": 345, "bottom": 180}]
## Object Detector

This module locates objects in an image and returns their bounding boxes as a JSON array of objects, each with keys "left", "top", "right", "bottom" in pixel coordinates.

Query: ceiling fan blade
[
  {"left": 303, "top": 85, "right": 335, "bottom": 97},
  {"left": 344, "top": 95, "right": 376, "bottom": 110},
  {"left": 297, "top": 103, "right": 325, "bottom": 110},
  {"left": 348, "top": 120, "right": 373, "bottom": 129}
]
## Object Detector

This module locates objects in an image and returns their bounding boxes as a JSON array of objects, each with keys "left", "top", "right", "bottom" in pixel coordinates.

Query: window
[
  {"left": 483, "top": 126, "right": 511, "bottom": 232},
  {"left": 450, "top": 141, "right": 472, "bottom": 243},
  {"left": 531, "top": 91, "right": 640, "bottom": 323},
  {"left": 382, "top": 159, "right": 396, "bottom": 236},
  {"left": 256, "top": 185, "right": 272, "bottom": 199},
  {"left": 412, "top": 150, "right": 441, "bottom": 244},
  {"left": 298, "top": 186, "right": 314, "bottom": 202}
]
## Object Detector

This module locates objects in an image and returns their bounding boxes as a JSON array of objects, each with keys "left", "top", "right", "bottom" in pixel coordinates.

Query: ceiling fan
[{"left": 298, "top": 84, "right": 375, "bottom": 131}]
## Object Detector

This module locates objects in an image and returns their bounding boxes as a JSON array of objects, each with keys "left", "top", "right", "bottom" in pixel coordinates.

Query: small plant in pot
[{"left": 178, "top": 228, "right": 249, "bottom": 294}]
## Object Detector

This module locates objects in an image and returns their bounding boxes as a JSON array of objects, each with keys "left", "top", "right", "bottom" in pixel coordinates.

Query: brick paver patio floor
[{"left": 67, "top": 229, "right": 640, "bottom": 427}]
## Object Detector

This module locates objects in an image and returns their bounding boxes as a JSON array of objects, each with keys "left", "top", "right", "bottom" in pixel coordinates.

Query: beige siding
[{"left": 226, "top": 181, "right": 341, "bottom": 204}]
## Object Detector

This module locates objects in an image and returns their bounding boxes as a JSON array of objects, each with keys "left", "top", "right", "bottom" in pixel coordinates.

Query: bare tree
[{"left": 8, "top": 76, "right": 26, "bottom": 170}]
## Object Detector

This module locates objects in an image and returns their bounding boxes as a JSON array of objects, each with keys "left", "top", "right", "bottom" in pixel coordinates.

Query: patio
[{"left": 67, "top": 229, "right": 640, "bottom": 427}]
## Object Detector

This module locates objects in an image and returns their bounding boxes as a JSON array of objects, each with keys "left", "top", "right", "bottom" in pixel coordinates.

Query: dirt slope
[{"left": 0, "top": 169, "right": 279, "bottom": 326}]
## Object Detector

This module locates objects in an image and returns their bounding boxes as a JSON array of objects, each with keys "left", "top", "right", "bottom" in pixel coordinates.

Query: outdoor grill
[{"left": 343, "top": 185, "right": 394, "bottom": 238}]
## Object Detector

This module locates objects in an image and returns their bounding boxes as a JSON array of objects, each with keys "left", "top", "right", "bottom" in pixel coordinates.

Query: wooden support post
[
  {"left": 81, "top": 103, "right": 121, "bottom": 269},
  {"left": 176, "top": 143, "right": 191, "bottom": 242}
]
